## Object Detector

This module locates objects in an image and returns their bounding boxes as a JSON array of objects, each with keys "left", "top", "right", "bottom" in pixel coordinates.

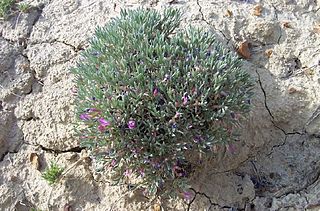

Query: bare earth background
[{"left": 0, "top": 0, "right": 320, "bottom": 210}]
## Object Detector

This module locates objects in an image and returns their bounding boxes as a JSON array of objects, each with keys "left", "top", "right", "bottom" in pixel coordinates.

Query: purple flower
[
  {"left": 153, "top": 88, "right": 159, "bottom": 97},
  {"left": 86, "top": 108, "right": 99, "bottom": 112},
  {"left": 97, "top": 118, "right": 110, "bottom": 132},
  {"left": 139, "top": 169, "right": 145, "bottom": 177},
  {"left": 98, "top": 125, "right": 106, "bottom": 132},
  {"left": 151, "top": 162, "right": 161, "bottom": 169},
  {"left": 183, "top": 191, "right": 193, "bottom": 201},
  {"left": 128, "top": 120, "right": 136, "bottom": 129},
  {"left": 193, "top": 135, "right": 203, "bottom": 143},
  {"left": 80, "top": 113, "right": 90, "bottom": 121},
  {"left": 99, "top": 118, "right": 110, "bottom": 127}
]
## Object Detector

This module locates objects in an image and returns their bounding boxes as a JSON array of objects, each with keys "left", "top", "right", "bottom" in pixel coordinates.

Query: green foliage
[
  {"left": 42, "top": 163, "right": 64, "bottom": 185},
  {"left": 17, "top": 3, "right": 31, "bottom": 13},
  {"left": 30, "top": 208, "right": 44, "bottom": 211},
  {"left": 0, "top": 0, "right": 15, "bottom": 18},
  {"left": 72, "top": 8, "right": 254, "bottom": 198},
  {"left": 0, "top": 0, "right": 32, "bottom": 19}
]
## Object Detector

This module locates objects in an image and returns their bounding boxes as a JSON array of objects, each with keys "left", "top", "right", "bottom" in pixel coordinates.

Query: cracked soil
[{"left": 1, "top": 0, "right": 320, "bottom": 210}]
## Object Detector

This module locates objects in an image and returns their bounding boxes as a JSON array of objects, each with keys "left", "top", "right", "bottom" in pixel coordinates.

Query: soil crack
[
  {"left": 0, "top": 141, "right": 24, "bottom": 162},
  {"left": 255, "top": 69, "right": 304, "bottom": 136},
  {"left": 189, "top": 188, "right": 235, "bottom": 210},
  {"left": 26, "top": 4, "right": 45, "bottom": 39},
  {"left": 196, "top": 0, "right": 231, "bottom": 45},
  {"left": 55, "top": 40, "right": 84, "bottom": 52},
  {"left": 270, "top": 3, "right": 282, "bottom": 44},
  {"left": 274, "top": 162, "right": 320, "bottom": 198},
  {"left": 255, "top": 69, "right": 274, "bottom": 120},
  {"left": 29, "top": 39, "right": 84, "bottom": 52},
  {"left": 39, "top": 145, "right": 85, "bottom": 154}
]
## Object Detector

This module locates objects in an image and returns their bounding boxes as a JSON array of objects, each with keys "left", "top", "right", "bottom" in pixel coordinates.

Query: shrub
[
  {"left": 72, "top": 8, "right": 253, "bottom": 198},
  {"left": 42, "top": 162, "right": 64, "bottom": 185},
  {"left": 17, "top": 3, "right": 31, "bottom": 13},
  {"left": 0, "top": 0, "right": 15, "bottom": 18},
  {"left": 0, "top": 1, "right": 32, "bottom": 19}
]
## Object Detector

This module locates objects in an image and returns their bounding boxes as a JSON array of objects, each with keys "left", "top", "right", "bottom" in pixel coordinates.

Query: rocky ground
[{"left": 0, "top": 0, "right": 320, "bottom": 210}]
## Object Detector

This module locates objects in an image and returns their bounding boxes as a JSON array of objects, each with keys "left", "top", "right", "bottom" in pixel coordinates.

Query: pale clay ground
[{"left": 0, "top": 0, "right": 320, "bottom": 210}]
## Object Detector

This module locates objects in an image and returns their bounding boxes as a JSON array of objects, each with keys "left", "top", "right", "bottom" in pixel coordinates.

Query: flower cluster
[
  {"left": 72, "top": 8, "right": 254, "bottom": 199},
  {"left": 79, "top": 108, "right": 137, "bottom": 134}
]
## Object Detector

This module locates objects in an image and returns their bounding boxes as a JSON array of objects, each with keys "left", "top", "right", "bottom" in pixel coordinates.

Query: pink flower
[
  {"left": 174, "top": 112, "right": 181, "bottom": 118},
  {"left": 70, "top": 86, "right": 78, "bottom": 95},
  {"left": 183, "top": 94, "right": 188, "bottom": 105},
  {"left": 98, "top": 125, "right": 106, "bottom": 132},
  {"left": 227, "top": 144, "right": 236, "bottom": 154},
  {"left": 124, "top": 169, "right": 132, "bottom": 177},
  {"left": 173, "top": 165, "right": 181, "bottom": 171},
  {"left": 139, "top": 168, "right": 145, "bottom": 177},
  {"left": 142, "top": 188, "right": 148, "bottom": 196},
  {"left": 97, "top": 118, "right": 110, "bottom": 132},
  {"left": 110, "top": 159, "right": 116, "bottom": 167},
  {"left": 153, "top": 88, "right": 159, "bottom": 97},
  {"left": 99, "top": 118, "right": 110, "bottom": 127},
  {"left": 128, "top": 120, "right": 136, "bottom": 129},
  {"left": 80, "top": 113, "right": 90, "bottom": 120}
]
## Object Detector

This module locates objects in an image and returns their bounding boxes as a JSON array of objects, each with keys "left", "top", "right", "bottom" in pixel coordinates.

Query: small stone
[
  {"left": 64, "top": 204, "right": 72, "bottom": 211},
  {"left": 288, "top": 87, "right": 299, "bottom": 94},
  {"left": 312, "top": 23, "right": 320, "bottom": 34},
  {"left": 305, "top": 107, "right": 320, "bottom": 137},
  {"left": 29, "top": 153, "right": 40, "bottom": 170},
  {"left": 153, "top": 203, "right": 161, "bottom": 211},
  {"left": 10, "top": 175, "right": 18, "bottom": 182},
  {"left": 303, "top": 68, "right": 315, "bottom": 76},
  {"left": 225, "top": 9, "right": 233, "bottom": 17},
  {"left": 265, "top": 49, "right": 273, "bottom": 58},
  {"left": 253, "top": 5, "right": 263, "bottom": 16},
  {"left": 282, "top": 21, "right": 292, "bottom": 28},
  {"left": 237, "top": 41, "right": 251, "bottom": 59}
]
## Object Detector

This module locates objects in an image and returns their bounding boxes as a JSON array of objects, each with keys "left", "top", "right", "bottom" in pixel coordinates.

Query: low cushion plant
[
  {"left": 0, "top": 0, "right": 15, "bottom": 18},
  {"left": 72, "top": 8, "right": 254, "bottom": 198}
]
